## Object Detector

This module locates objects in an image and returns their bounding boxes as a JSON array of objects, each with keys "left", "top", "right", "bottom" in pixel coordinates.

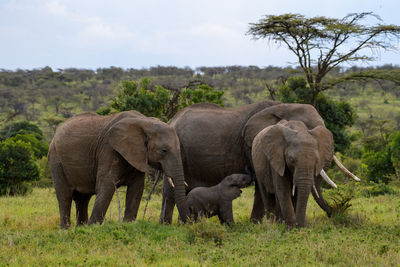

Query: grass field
[{"left": 1, "top": 185, "right": 399, "bottom": 266}]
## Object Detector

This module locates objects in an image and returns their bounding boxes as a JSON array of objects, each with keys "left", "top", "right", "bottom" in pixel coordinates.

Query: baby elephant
[{"left": 186, "top": 174, "right": 252, "bottom": 224}]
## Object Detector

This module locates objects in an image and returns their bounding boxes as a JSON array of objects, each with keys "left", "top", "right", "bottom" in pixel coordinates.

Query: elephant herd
[{"left": 48, "top": 100, "right": 359, "bottom": 229}]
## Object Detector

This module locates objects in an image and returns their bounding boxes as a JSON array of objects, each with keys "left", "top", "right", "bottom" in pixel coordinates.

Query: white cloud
[
  {"left": 45, "top": 0, "right": 68, "bottom": 17},
  {"left": 0, "top": 0, "right": 399, "bottom": 69}
]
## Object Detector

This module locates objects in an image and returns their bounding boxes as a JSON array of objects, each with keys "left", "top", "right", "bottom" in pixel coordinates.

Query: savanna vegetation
[{"left": 0, "top": 12, "right": 400, "bottom": 266}]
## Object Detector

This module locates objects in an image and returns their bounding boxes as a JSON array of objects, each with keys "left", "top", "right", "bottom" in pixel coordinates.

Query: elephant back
[{"left": 242, "top": 103, "right": 325, "bottom": 147}]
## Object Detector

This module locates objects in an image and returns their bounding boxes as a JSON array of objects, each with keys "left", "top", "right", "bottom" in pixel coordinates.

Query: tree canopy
[
  {"left": 277, "top": 76, "right": 356, "bottom": 152},
  {"left": 105, "top": 78, "right": 224, "bottom": 121},
  {"left": 248, "top": 12, "right": 400, "bottom": 106}
]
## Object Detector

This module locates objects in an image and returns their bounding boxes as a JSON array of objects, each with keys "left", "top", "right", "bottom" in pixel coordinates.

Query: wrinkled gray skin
[
  {"left": 187, "top": 174, "right": 252, "bottom": 224},
  {"left": 160, "top": 101, "right": 333, "bottom": 224},
  {"left": 252, "top": 120, "right": 334, "bottom": 227},
  {"left": 48, "top": 111, "right": 189, "bottom": 229}
]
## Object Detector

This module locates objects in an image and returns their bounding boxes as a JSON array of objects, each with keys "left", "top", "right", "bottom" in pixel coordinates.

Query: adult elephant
[
  {"left": 251, "top": 120, "right": 333, "bottom": 227},
  {"left": 160, "top": 101, "right": 357, "bottom": 224},
  {"left": 48, "top": 110, "right": 189, "bottom": 229}
]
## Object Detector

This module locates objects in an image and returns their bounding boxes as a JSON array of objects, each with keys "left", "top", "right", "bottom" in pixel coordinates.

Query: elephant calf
[{"left": 186, "top": 174, "right": 252, "bottom": 224}]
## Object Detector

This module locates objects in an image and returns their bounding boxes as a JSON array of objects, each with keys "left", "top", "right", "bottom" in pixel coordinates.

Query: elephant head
[
  {"left": 108, "top": 117, "right": 190, "bottom": 222},
  {"left": 219, "top": 174, "right": 252, "bottom": 200},
  {"left": 243, "top": 103, "right": 359, "bottom": 219},
  {"left": 252, "top": 120, "right": 334, "bottom": 227}
]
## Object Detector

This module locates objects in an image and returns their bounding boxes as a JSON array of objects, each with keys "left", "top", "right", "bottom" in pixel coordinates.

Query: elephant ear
[
  {"left": 261, "top": 125, "right": 296, "bottom": 177},
  {"left": 108, "top": 117, "right": 148, "bottom": 173},
  {"left": 309, "top": 126, "right": 334, "bottom": 175}
]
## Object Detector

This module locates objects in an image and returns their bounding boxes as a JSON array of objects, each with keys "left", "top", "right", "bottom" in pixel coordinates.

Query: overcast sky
[{"left": 0, "top": 0, "right": 399, "bottom": 70}]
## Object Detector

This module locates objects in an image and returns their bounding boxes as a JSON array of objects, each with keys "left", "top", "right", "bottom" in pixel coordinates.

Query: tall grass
[{"left": 0, "top": 186, "right": 399, "bottom": 266}]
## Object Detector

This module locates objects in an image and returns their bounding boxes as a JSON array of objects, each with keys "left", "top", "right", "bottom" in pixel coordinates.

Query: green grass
[{"left": 1, "top": 186, "right": 399, "bottom": 266}]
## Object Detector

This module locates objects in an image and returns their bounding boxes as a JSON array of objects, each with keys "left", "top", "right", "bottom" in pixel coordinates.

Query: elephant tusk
[
  {"left": 292, "top": 184, "right": 296, "bottom": 197},
  {"left": 167, "top": 177, "right": 175, "bottom": 188},
  {"left": 333, "top": 156, "right": 361, "bottom": 182},
  {"left": 320, "top": 170, "right": 337, "bottom": 189},
  {"left": 313, "top": 185, "right": 320, "bottom": 198},
  {"left": 184, "top": 181, "right": 189, "bottom": 187}
]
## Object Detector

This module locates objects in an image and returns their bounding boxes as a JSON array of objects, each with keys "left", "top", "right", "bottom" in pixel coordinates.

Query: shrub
[
  {"left": 178, "top": 84, "right": 224, "bottom": 110},
  {"left": 35, "top": 156, "right": 53, "bottom": 188},
  {"left": 0, "top": 121, "right": 43, "bottom": 139},
  {"left": 325, "top": 184, "right": 355, "bottom": 216},
  {"left": 0, "top": 121, "right": 48, "bottom": 159},
  {"left": 8, "top": 133, "right": 48, "bottom": 159},
  {"left": 96, "top": 106, "right": 111, "bottom": 115},
  {"left": 0, "top": 139, "right": 40, "bottom": 196},
  {"left": 111, "top": 79, "right": 171, "bottom": 121},
  {"left": 361, "top": 182, "right": 397, "bottom": 197},
  {"left": 107, "top": 78, "right": 224, "bottom": 121},
  {"left": 362, "top": 150, "right": 395, "bottom": 184},
  {"left": 390, "top": 132, "right": 400, "bottom": 178}
]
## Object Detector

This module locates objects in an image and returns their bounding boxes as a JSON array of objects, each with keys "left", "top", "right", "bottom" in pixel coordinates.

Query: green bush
[
  {"left": 0, "top": 121, "right": 48, "bottom": 159},
  {"left": 390, "top": 132, "right": 400, "bottom": 178},
  {"left": 8, "top": 133, "right": 48, "bottom": 159},
  {"left": 107, "top": 78, "right": 224, "bottom": 121},
  {"left": 361, "top": 182, "right": 397, "bottom": 197},
  {"left": 0, "top": 139, "right": 40, "bottom": 196},
  {"left": 178, "top": 84, "right": 224, "bottom": 109},
  {"left": 0, "top": 121, "right": 43, "bottom": 139},
  {"left": 111, "top": 79, "right": 171, "bottom": 121},
  {"left": 96, "top": 106, "right": 111, "bottom": 115},
  {"left": 362, "top": 150, "right": 395, "bottom": 184},
  {"left": 35, "top": 156, "right": 53, "bottom": 188}
]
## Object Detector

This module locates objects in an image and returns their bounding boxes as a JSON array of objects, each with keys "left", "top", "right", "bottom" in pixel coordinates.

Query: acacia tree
[{"left": 248, "top": 12, "right": 400, "bottom": 106}]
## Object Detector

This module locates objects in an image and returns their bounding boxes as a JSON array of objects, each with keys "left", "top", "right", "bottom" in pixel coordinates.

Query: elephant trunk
[
  {"left": 294, "top": 169, "right": 313, "bottom": 227},
  {"left": 163, "top": 160, "right": 190, "bottom": 223},
  {"left": 295, "top": 184, "right": 311, "bottom": 227}
]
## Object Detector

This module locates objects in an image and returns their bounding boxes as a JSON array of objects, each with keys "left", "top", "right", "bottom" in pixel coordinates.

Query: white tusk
[
  {"left": 320, "top": 170, "right": 338, "bottom": 189},
  {"left": 184, "top": 181, "right": 188, "bottom": 187},
  {"left": 313, "top": 185, "right": 320, "bottom": 198},
  {"left": 167, "top": 177, "right": 175, "bottom": 188},
  {"left": 333, "top": 156, "right": 361, "bottom": 181},
  {"left": 292, "top": 184, "right": 296, "bottom": 197}
]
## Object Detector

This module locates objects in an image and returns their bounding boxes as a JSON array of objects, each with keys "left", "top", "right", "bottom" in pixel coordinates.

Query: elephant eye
[
  {"left": 161, "top": 148, "right": 168, "bottom": 154},
  {"left": 288, "top": 156, "right": 295, "bottom": 164}
]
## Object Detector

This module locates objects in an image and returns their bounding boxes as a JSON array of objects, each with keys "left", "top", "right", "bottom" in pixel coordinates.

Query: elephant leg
[
  {"left": 88, "top": 162, "right": 119, "bottom": 225},
  {"left": 274, "top": 198, "right": 284, "bottom": 223},
  {"left": 250, "top": 181, "right": 265, "bottom": 223},
  {"left": 264, "top": 192, "right": 277, "bottom": 220},
  {"left": 312, "top": 175, "right": 332, "bottom": 217},
  {"left": 73, "top": 192, "right": 91, "bottom": 226},
  {"left": 274, "top": 174, "right": 296, "bottom": 227},
  {"left": 160, "top": 175, "right": 175, "bottom": 224},
  {"left": 51, "top": 162, "right": 73, "bottom": 229},
  {"left": 124, "top": 171, "right": 145, "bottom": 222},
  {"left": 88, "top": 183, "right": 115, "bottom": 225},
  {"left": 218, "top": 202, "right": 234, "bottom": 225},
  {"left": 256, "top": 180, "right": 275, "bottom": 220}
]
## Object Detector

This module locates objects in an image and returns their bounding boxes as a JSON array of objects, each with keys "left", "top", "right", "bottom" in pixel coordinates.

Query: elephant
[
  {"left": 186, "top": 173, "right": 252, "bottom": 224},
  {"left": 48, "top": 110, "right": 189, "bottom": 229},
  {"left": 160, "top": 101, "right": 357, "bottom": 224},
  {"left": 251, "top": 120, "right": 334, "bottom": 227}
]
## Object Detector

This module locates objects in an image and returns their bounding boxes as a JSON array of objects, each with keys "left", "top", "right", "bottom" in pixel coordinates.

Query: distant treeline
[
  {"left": 1, "top": 64, "right": 400, "bottom": 188},
  {"left": 0, "top": 64, "right": 399, "bottom": 137}
]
